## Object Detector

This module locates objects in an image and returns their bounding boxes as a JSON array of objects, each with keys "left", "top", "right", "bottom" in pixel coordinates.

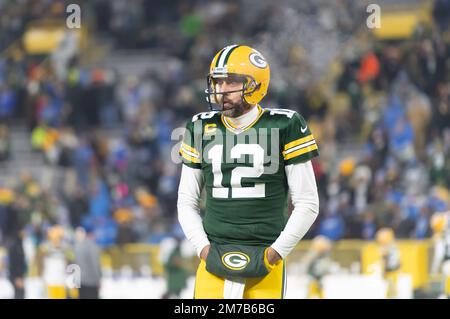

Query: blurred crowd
[{"left": 0, "top": 0, "right": 449, "bottom": 260}]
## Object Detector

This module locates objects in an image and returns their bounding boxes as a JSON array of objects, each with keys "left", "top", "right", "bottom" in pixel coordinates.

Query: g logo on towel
[{"left": 221, "top": 252, "right": 250, "bottom": 270}]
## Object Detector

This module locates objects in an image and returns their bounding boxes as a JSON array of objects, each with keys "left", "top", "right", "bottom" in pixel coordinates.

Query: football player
[
  {"left": 37, "top": 225, "right": 72, "bottom": 299},
  {"left": 430, "top": 212, "right": 450, "bottom": 298},
  {"left": 375, "top": 228, "right": 401, "bottom": 299},
  {"left": 305, "top": 236, "right": 332, "bottom": 299},
  {"left": 177, "top": 45, "right": 320, "bottom": 299}
]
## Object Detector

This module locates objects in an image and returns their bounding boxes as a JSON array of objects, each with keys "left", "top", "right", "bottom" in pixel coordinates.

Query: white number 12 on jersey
[{"left": 208, "top": 144, "right": 265, "bottom": 199}]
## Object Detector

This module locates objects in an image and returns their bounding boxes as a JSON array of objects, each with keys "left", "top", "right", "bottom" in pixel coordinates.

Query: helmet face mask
[
  {"left": 205, "top": 45, "right": 270, "bottom": 113},
  {"left": 206, "top": 73, "right": 260, "bottom": 112}
]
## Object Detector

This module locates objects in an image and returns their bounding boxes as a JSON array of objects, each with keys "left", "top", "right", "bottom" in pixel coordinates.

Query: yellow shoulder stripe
[
  {"left": 284, "top": 144, "right": 318, "bottom": 161},
  {"left": 180, "top": 148, "right": 201, "bottom": 164},
  {"left": 284, "top": 135, "right": 314, "bottom": 151}
]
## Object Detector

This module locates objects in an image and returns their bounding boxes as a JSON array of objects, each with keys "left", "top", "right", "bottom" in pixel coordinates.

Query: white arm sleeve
[
  {"left": 177, "top": 164, "right": 210, "bottom": 257},
  {"left": 431, "top": 239, "right": 444, "bottom": 274},
  {"left": 271, "top": 161, "right": 319, "bottom": 259}
]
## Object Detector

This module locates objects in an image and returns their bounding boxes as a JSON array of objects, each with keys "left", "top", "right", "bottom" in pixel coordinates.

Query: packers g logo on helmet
[
  {"left": 205, "top": 45, "right": 271, "bottom": 111},
  {"left": 249, "top": 52, "right": 267, "bottom": 68},
  {"left": 221, "top": 252, "right": 250, "bottom": 270}
]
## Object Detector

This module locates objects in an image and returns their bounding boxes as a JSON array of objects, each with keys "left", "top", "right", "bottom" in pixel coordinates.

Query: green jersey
[{"left": 179, "top": 105, "right": 319, "bottom": 246}]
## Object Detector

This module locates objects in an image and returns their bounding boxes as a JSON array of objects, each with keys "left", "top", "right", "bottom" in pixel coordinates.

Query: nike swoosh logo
[{"left": 300, "top": 126, "right": 308, "bottom": 133}]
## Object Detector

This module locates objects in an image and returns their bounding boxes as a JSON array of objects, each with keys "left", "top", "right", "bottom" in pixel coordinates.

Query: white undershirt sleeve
[
  {"left": 431, "top": 239, "right": 444, "bottom": 274},
  {"left": 177, "top": 164, "right": 210, "bottom": 257},
  {"left": 270, "top": 161, "right": 319, "bottom": 259}
]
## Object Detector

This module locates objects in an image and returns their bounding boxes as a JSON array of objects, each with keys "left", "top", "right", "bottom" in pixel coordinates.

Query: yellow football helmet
[
  {"left": 312, "top": 235, "right": 332, "bottom": 254},
  {"left": 376, "top": 228, "right": 395, "bottom": 246},
  {"left": 206, "top": 44, "right": 270, "bottom": 111},
  {"left": 47, "top": 225, "right": 64, "bottom": 244},
  {"left": 431, "top": 213, "right": 448, "bottom": 234}
]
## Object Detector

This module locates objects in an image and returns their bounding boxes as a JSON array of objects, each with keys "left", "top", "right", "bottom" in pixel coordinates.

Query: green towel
[{"left": 205, "top": 244, "right": 276, "bottom": 279}]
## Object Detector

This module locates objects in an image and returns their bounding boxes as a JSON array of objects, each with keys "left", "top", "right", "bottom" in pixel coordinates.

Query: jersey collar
[{"left": 221, "top": 105, "right": 265, "bottom": 134}]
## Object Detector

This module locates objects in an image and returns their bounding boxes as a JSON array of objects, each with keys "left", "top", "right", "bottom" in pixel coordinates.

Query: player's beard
[{"left": 220, "top": 96, "right": 251, "bottom": 118}]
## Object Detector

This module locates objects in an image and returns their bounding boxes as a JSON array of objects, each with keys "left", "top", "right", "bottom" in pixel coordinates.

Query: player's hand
[
  {"left": 15, "top": 277, "right": 24, "bottom": 289},
  {"left": 200, "top": 245, "right": 210, "bottom": 261},
  {"left": 265, "top": 247, "right": 281, "bottom": 265}
]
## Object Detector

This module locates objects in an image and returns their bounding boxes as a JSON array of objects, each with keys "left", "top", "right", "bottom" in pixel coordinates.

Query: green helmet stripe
[
  {"left": 222, "top": 45, "right": 240, "bottom": 68},
  {"left": 215, "top": 48, "right": 226, "bottom": 68},
  {"left": 216, "top": 44, "right": 239, "bottom": 68}
]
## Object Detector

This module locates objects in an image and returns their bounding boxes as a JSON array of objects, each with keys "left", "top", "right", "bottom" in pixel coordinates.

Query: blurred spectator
[
  {"left": 361, "top": 211, "right": 376, "bottom": 240},
  {"left": 433, "top": 0, "right": 450, "bottom": 32},
  {"left": 65, "top": 187, "right": 88, "bottom": 229},
  {"left": 74, "top": 226, "right": 102, "bottom": 299},
  {"left": 7, "top": 230, "right": 27, "bottom": 299},
  {"left": 114, "top": 207, "right": 137, "bottom": 245},
  {"left": 317, "top": 210, "right": 345, "bottom": 241},
  {"left": 414, "top": 205, "right": 432, "bottom": 239},
  {"left": 0, "top": 124, "right": 11, "bottom": 161}
]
